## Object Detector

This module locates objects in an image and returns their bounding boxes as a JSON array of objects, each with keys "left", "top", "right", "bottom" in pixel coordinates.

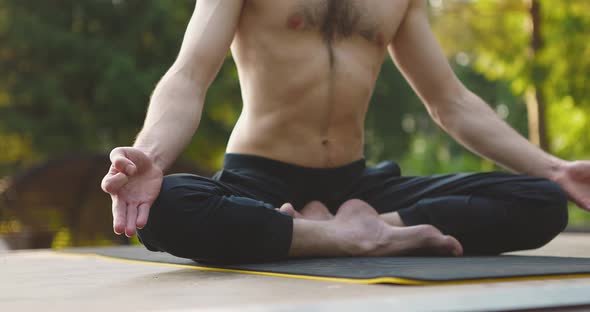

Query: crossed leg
[
  {"left": 141, "top": 173, "right": 463, "bottom": 264},
  {"left": 279, "top": 166, "right": 570, "bottom": 255},
  {"left": 279, "top": 200, "right": 403, "bottom": 225},
  {"left": 279, "top": 199, "right": 463, "bottom": 258}
]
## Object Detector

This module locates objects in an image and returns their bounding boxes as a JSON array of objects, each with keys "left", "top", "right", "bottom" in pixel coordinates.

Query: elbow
[
  {"left": 425, "top": 104, "right": 446, "bottom": 127},
  {"left": 426, "top": 88, "right": 473, "bottom": 132},
  {"left": 156, "top": 68, "right": 207, "bottom": 100},
  {"left": 433, "top": 101, "right": 459, "bottom": 131}
]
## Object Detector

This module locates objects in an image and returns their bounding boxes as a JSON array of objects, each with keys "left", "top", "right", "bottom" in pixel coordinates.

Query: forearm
[
  {"left": 134, "top": 69, "right": 205, "bottom": 171},
  {"left": 437, "top": 90, "right": 565, "bottom": 181}
]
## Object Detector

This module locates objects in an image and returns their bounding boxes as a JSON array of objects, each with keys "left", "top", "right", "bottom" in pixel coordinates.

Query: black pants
[{"left": 137, "top": 153, "right": 568, "bottom": 263}]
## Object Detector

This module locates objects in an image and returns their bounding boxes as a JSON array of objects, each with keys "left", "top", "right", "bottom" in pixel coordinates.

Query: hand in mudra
[
  {"left": 555, "top": 160, "right": 590, "bottom": 212},
  {"left": 101, "top": 147, "right": 163, "bottom": 237}
]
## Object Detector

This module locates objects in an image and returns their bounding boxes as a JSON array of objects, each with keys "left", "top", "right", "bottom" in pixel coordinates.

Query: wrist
[
  {"left": 134, "top": 145, "right": 167, "bottom": 172},
  {"left": 150, "top": 154, "right": 167, "bottom": 173},
  {"left": 546, "top": 157, "right": 569, "bottom": 183}
]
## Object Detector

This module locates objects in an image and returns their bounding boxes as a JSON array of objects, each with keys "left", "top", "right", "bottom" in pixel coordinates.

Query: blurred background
[{"left": 0, "top": 0, "right": 588, "bottom": 250}]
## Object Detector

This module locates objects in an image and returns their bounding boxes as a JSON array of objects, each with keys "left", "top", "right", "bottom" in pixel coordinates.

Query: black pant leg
[
  {"left": 137, "top": 173, "right": 293, "bottom": 263},
  {"left": 350, "top": 162, "right": 569, "bottom": 254}
]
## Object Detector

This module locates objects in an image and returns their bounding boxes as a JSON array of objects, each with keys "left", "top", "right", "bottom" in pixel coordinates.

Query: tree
[
  {"left": 430, "top": 0, "right": 590, "bottom": 159},
  {"left": 0, "top": 0, "right": 240, "bottom": 172},
  {"left": 365, "top": 4, "right": 529, "bottom": 174}
]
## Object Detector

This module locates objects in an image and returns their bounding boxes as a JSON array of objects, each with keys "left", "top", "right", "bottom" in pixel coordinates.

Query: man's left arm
[{"left": 389, "top": 0, "right": 590, "bottom": 211}]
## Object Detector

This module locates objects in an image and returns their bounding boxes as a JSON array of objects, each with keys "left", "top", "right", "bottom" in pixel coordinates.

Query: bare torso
[{"left": 226, "top": 0, "right": 410, "bottom": 167}]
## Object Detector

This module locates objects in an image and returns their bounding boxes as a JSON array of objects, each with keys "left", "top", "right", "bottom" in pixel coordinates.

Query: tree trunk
[{"left": 526, "top": 0, "right": 549, "bottom": 151}]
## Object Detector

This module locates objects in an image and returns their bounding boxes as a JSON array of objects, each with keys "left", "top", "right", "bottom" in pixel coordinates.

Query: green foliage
[
  {"left": 0, "top": 0, "right": 237, "bottom": 171},
  {"left": 367, "top": 57, "right": 528, "bottom": 175},
  {"left": 1, "top": 0, "right": 588, "bottom": 232},
  {"left": 430, "top": 0, "right": 590, "bottom": 222},
  {"left": 430, "top": 0, "right": 590, "bottom": 160}
]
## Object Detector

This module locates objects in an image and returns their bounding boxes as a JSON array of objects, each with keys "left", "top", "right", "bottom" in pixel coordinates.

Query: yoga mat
[{"left": 62, "top": 246, "right": 590, "bottom": 285}]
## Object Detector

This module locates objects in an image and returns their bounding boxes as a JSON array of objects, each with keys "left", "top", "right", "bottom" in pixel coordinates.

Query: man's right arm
[
  {"left": 135, "top": 0, "right": 243, "bottom": 171},
  {"left": 102, "top": 0, "right": 244, "bottom": 237}
]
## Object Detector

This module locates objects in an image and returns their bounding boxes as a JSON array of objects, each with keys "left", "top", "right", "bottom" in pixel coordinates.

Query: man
[{"left": 101, "top": 0, "right": 590, "bottom": 263}]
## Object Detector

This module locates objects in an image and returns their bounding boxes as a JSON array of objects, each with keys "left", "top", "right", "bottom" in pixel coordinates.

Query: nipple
[{"left": 287, "top": 14, "right": 305, "bottom": 30}]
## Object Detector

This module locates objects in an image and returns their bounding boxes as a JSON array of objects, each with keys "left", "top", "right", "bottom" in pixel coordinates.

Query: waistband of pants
[{"left": 222, "top": 153, "right": 366, "bottom": 181}]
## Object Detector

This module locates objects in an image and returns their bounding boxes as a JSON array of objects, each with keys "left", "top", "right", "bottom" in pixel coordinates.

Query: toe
[
  {"left": 301, "top": 201, "right": 333, "bottom": 220},
  {"left": 445, "top": 235, "right": 464, "bottom": 257},
  {"left": 336, "top": 199, "right": 378, "bottom": 218},
  {"left": 278, "top": 203, "right": 301, "bottom": 218}
]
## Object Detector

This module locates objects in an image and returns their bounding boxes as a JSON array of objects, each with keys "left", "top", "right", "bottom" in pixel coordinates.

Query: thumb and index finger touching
[
  {"left": 101, "top": 147, "right": 144, "bottom": 195},
  {"left": 111, "top": 147, "right": 143, "bottom": 175},
  {"left": 103, "top": 147, "right": 155, "bottom": 236}
]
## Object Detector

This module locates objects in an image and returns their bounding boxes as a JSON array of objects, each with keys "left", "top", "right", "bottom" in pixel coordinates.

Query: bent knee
[
  {"left": 535, "top": 179, "right": 568, "bottom": 208},
  {"left": 517, "top": 180, "right": 569, "bottom": 249},
  {"left": 151, "top": 174, "right": 222, "bottom": 214},
  {"left": 511, "top": 177, "right": 565, "bottom": 205},
  {"left": 138, "top": 174, "right": 222, "bottom": 254},
  {"left": 530, "top": 207, "right": 568, "bottom": 249},
  {"left": 527, "top": 179, "right": 569, "bottom": 234}
]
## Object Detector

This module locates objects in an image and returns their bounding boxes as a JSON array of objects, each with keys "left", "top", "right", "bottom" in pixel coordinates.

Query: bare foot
[
  {"left": 276, "top": 203, "right": 302, "bottom": 218},
  {"left": 277, "top": 201, "right": 334, "bottom": 220},
  {"left": 334, "top": 199, "right": 463, "bottom": 257},
  {"left": 380, "top": 211, "right": 406, "bottom": 227},
  {"left": 300, "top": 201, "right": 334, "bottom": 220}
]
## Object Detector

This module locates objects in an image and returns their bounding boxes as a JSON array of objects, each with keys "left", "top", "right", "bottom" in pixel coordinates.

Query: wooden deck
[{"left": 1, "top": 233, "right": 590, "bottom": 311}]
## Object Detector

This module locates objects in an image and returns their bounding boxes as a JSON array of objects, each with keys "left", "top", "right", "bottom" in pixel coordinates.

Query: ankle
[
  {"left": 332, "top": 221, "right": 387, "bottom": 257},
  {"left": 349, "top": 237, "right": 379, "bottom": 256},
  {"left": 289, "top": 219, "right": 351, "bottom": 257}
]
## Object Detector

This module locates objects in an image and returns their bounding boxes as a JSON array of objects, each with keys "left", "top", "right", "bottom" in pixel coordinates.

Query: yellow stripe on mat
[{"left": 55, "top": 251, "right": 590, "bottom": 286}]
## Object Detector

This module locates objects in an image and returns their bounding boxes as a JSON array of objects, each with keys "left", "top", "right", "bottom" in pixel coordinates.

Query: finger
[
  {"left": 125, "top": 204, "right": 138, "bottom": 237},
  {"left": 101, "top": 170, "right": 116, "bottom": 193},
  {"left": 102, "top": 172, "right": 129, "bottom": 194},
  {"left": 575, "top": 161, "right": 590, "bottom": 179},
  {"left": 136, "top": 203, "right": 151, "bottom": 229},
  {"left": 577, "top": 198, "right": 590, "bottom": 212},
  {"left": 110, "top": 147, "right": 137, "bottom": 176},
  {"left": 109, "top": 147, "right": 127, "bottom": 162},
  {"left": 113, "top": 157, "right": 137, "bottom": 176},
  {"left": 113, "top": 157, "right": 136, "bottom": 176},
  {"left": 112, "top": 196, "right": 127, "bottom": 235},
  {"left": 568, "top": 193, "right": 587, "bottom": 212}
]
